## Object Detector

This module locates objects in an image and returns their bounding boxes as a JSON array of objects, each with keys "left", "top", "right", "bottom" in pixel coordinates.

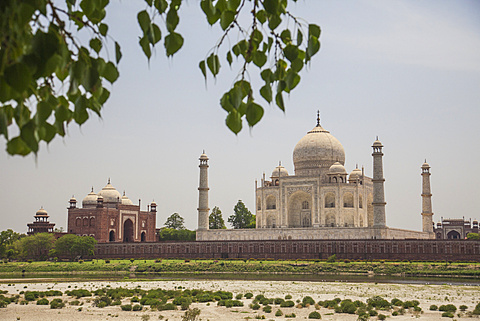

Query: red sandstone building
[
  {"left": 27, "top": 207, "right": 56, "bottom": 235},
  {"left": 67, "top": 180, "right": 156, "bottom": 243}
]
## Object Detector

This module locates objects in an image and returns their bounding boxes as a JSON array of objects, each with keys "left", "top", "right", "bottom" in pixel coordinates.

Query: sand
[{"left": 0, "top": 279, "right": 478, "bottom": 320}]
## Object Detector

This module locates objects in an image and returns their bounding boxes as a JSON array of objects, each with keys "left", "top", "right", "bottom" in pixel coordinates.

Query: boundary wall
[{"left": 95, "top": 239, "right": 480, "bottom": 261}]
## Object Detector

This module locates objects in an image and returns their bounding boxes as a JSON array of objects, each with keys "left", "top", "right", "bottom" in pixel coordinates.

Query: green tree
[
  {"left": 54, "top": 234, "right": 97, "bottom": 260},
  {"left": 466, "top": 233, "right": 479, "bottom": 240},
  {"left": 209, "top": 206, "right": 226, "bottom": 229},
  {"left": 164, "top": 212, "right": 186, "bottom": 230},
  {"left": 228, "top": 200, "right": 255, "bottom": 229},
  {"left": 157, "top": 228, "right": 196, "bottom": 241},
  {"left": 0, "top": 0, "right": 320, "bottom": 156},
  {"left": 0, "top": 229, "right": 22, "bottom": 258},
  {"left": 14, "top": 232, "right": 55, "bottom": 260}
]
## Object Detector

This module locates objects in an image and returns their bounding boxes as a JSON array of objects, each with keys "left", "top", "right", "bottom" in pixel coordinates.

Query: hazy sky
[{"left": 1, "top": 0, "right": 479, "bottom": 233}]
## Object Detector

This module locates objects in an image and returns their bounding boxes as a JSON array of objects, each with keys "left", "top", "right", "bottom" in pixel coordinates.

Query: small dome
[
  {"left": 271, "top": 165, "right": 289, "bottom": 178},
  {"left": 70, "top": 196, "right": 77, "bottom": 202},
  {"left": 97, "top": 180, "right": 121, "bottom": 203},
  {"left": 372, "top": 139, "right": 383, "bottom": 147},
  {"left": 151, "top": 201, "right": 157, "bottom": 206},
  {"left": 422, "top": 161, "right": 430, "bottom": 168},
  {"left": 121, "top": 192, "right": 133, "bottom": 205},
  {"left": 35, "top": 207, "right": 48, "bottom": 216},
  {"left": 349, "top": 167, "right": 362, "bottom": 180},
  {"left": 473, "top": 220, "right": 478, "bottom": 224},
  {"left": 82, "top": 188, "right": 97, "bottom": 207},
  {"left": 199, "top": 151, "right": 208, "bottom": 160},
  {"left": 329, "top": 162, "right": 347, "bottom": 174},
  {"left": 437, "top": 222, "right": 442, "bottom": 227}
]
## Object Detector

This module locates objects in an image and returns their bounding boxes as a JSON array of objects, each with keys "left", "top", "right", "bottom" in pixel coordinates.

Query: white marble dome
[
  {"left": 97, "top": 180, "right": 121, "bottom": 203},
  {"left": 329, "top": 162, "right": 347, "bottom": 174},
  {"left": 293, "top": 122, "right": 345, "bottom": 176},
  {"left": 35, "top": 207, "right": 48, "bottom": 216},
  {"left": 82, "top": 188, "right": 97, "bottom": 207},
  {"left": 349, "top": 167, "right": 362, "bottom": 180},
  {"left": 121, "top": 192, "right": 133, "bottom": 205},
  {"left": 271, "top": 165, "right": 289, "bottom": 178}
]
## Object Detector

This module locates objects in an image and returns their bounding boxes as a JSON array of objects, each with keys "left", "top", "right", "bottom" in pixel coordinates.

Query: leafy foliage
[
  {"left": 53, "top": 234, "right": 96, "bottom": 259},
  {"left": 164, "top": 212, "right": 186, "bottom": 230},
  {"left": 14, "top": 232, "right": 55, "bottom": 260},
  {"left": 0, "top": 0, "right": 320, "bottom": 156},
  {"left": 228, "top": 200, "right": 255, "bottom": 229},
  {"left": 209, "top": 206, "right": 226, "bottom": 229},
  {"left": 0, "top": 229, "right": 22, "bottom": 258},
  {"left": 467, "top": 233, "right": 479, "bottom": 240},
  {"left": 157, "top": 228, "right": 196, "bottom": 241}
]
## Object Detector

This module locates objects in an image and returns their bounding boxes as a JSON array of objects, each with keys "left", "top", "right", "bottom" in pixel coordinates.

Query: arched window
[
  {"left": 359, "top": 194, "right": 363, "bottom": 208},
  {"left": 343, "top": 193, "right": 354, "bottom": 208},
  {"left": 90, "top": 217, "right": 95, "bottom": 227},
  {"left": 447, "top": 230, "right": 461, "bottom": 239},
  {"left": 76, "top": 218, "right": 81, "bottom": 227},
  {"left": 83, "top": 217, "right": 88, "bottom": 226},
  {"left": 302, "top": 201, "right": 309, "bottom": 209},
  {"left": 109, "top": 230, "right": 115, "bottom": 242},
  {"left": 326, "top": 214, "right": 335, "bottom": 227},
  {"left": 274, "top": 179, "right": 279, "bottom": 186},
  {"left": 266, "top": 195, "right": 276, "bottom": 210},
  {"left": 141, "top": 232, "right": 146, "bottom": 242},
  {"left": 257, "top": 197, "right": 261, "bottom": 210},
  {"left": 325, "top": 193, "right": 335, "bottom": 208}
]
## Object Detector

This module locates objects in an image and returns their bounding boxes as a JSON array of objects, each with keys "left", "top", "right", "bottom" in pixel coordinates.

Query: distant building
[
  {"left": 434, "top": 218, "right": 479, "bottom": 239},
  {"left": 27, "top": 207, "right": 56, "bottom": 235},
  {"left": 67, "top": 180, "right": 157, "bottom": 243}
]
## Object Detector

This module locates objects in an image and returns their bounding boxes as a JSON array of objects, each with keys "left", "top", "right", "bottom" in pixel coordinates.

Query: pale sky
[{"left": 1, "top": 0, "right": 479, "bottom": 233}]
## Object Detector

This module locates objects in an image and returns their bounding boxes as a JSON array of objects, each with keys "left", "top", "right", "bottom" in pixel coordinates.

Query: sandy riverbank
[{"left": 0, "top": 279, "right": 478, "bottom": 320}]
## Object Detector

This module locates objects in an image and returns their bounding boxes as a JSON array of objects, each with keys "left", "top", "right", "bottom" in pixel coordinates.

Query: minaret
[
  {"left": 372, "top": 138, "right": 386, "bottom": 227},
  {"left": 197, "top": 151, "right": 210, "bottom": 230},
  {"left": 421, "top": 160, "right": 434, "bottom": 233}
]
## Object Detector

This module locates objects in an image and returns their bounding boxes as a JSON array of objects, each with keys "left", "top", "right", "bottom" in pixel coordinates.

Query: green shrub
[
  {"left": 94, "top": 296, "right": 111, "bottom": 308},
  {"left": 441, "top": 312, "right": 454, "bottom": 318},
  {"left": 280, "top": 300, "right": 295, "bottom": 308},
  {"left": 430, "top": 305, "right": 438, "bottom": 311},
  {"left": 69, "top": 300, "right": 80, "bottom": 306},
  {"left": 121, "top": 304, "right": 132, "bottom": 311},
  {"left": 439, "top": 304, "right": 457, "bottom": 313},
  {"left": 391, "top": 298, "right": 403, "bottom": 306},
  {"left": 36, "top": 298, "right": 49, "bottom": 305},
  {"left": 285, "top": 294, "right": 292, "bottom": 300},
  {"left": 275, "top": 309, "right": 283, "bottom": 316},
  {"left": 235, "top": 293, "right": 243, "bottom": 299},
  {"left": 308, "top": 311, "right": 321, "bottom": 319},
  {"left": 158, "top": 303, "right": 177, "bottom": 311},
  {"left": 302, "top": 296, "right": 315, "bottom": 306},
  {"left": 274, "top": 298, "right": 284, "bottom": 305},
  {"left": 392, "top": 311, "right": 399, "bottom": 316},
  {"left": 473, "top": 302, "right": 480, "bottom": 315},
  {"left": 368, "top": 309, "right": 378, "bottom": 316},
  {"left": 131, "top": 296, "right": 140, "bottom": 302},
  {"left": 459, "top": 305, "right": 468, "bottom": 311},
  {"left": 378, "top": 314, "right": 387, "bottom": 320},
  {"left": 245, "top": 293, "right": 253, "bottom": 299},
  {"left": 250, "top": 303, "right": 261, "bottom": 310},
  {"left": 285, "top": 313, "right": 296, "bottom": 318},
  {"left": 132, "top": 304, "right": 142, "bottom": 311},
  {"left": 263, "top": 305, "right": 272, "bottom": 313},
  {"left": 326, "top": 254, "right": 336, "bottom": 263},
  {"left": 50, "top": 298, "right": 65, "bottom": 309}
]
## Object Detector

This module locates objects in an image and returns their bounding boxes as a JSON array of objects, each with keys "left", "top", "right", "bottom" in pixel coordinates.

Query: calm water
[{"left": 1, "top": 272, "right": 479, "bottom": 286}]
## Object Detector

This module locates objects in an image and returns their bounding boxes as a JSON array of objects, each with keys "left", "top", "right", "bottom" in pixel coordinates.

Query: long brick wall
[{"left": 94, "top": 239, "right": 480, "bottom": 261}]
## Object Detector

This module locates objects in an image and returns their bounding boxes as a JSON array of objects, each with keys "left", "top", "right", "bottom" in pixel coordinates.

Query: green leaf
[
  {"left": 199, "top": 60, "right": 207, "bottom": 79},
  {"left": 253, "top": 51, "right": 267, "bottom": 68},
  {"left": 280, "top": 29, "right": 291, "bottom": 44},
  {"left": 220, "top": 10, "right": 235, "bottom": 30},
  {"left": 99, "top": 23, "right": 108, "bottom": 36},
  {"left": 260, "top": 84, "right": 272, "bottom": 103},
  {"left": 38, "top": 123, "right": 56, "bottom": 143},
  {"left": 256, "top": 10, "right": 267, "bottom": 24},
  {"left": 283, "top": 44, "right": 298, "bottom": 62},
  {"left": 226, "top": 51, "right": 233, "bottom": 66},
  {"left": 201, "top": 0, "right": 220, "bottom": 25},
  {"left": 164, "top": 32, "right": 184, "bottom": 56},
  {"left": 139, "top": 36, "right": 152, "bottom": 59},
  {"left": 275, "top": 92, "right": 285, "bottom": 111},
  {"left": 97, "top": 87, "right": 110, "bottom": 104},
  {"left": 115, "top": 41, "right": 122, "bottom": 64},
  {"left": 152, "top": 23, "right": 162, "bottom": 44},
  {"left": 291, "top": 58, "right": 304, "bottom": 73},
  {"left": 166, "top": 8, "right": 179, "bottom": 32},
  {"left": 261, "top": 69, "right": 273, "bottom": 83},
  {"left": 297, "top": 29, "right": 303, "bottom": 46},
  {"left": 74, "top": 95, "right": 89, "bottom": 125},
  {"left": 154, "top": 0, "right": 168, "bottom": 13},
  {"left": 285, "top": 70, "right": 300, "bottom": 92},
  {"left": 36, "top": 101, "right": 53, "bottom": 124},
  {"left": 220, "top": 92, "right": 234, "bottom": 112},
  {"left": 307, "top": 36, "right": 320, "bottom": 60},
  {"left": 103, "top": 62, "right": 119, "bottom": 83},
  {"left": 137, "top": 10, "right": 151, "bottom": 33},
  {"left": 246, "top": 102, "right": 264, "bottom": 127},
  {"left": 309, "top": 24, "right": 321, "bottom": 38},
  {"left": 226, "top": 110, "right": 242, "bottom": 134},
  {"left": 263, "top": 0, "right": 280, "bottom": 15},
  {"left": 89, "top": 38, "right": 102, "bottom": 54},
  {"left": 6, "top": 137, "right": 30, "bottom": 156},
  {"left": 206, "top": 53, "right": 221, "bottom": 76},
  {"left": 268, "top": 14, "right": 282, "bottom": 30},
  {"left": 20, "top": 121, "right": 38, "bottom": 153},
  {"left": 4, "top": 63, "right": 32, "bottom": 93}
]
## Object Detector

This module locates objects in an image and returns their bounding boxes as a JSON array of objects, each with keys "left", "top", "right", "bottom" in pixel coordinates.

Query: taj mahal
[{"left": 196, "top": 113, "right": 435, "bottom": 241}]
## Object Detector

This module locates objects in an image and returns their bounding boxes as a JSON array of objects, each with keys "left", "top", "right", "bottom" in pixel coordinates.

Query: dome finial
[
  {"left": 91, "top": 186, "right": 94, "bottom": 192},
  {"left": 316, "top": 110, "right": 320, "bottom": 126},
  {"left": 108, "top": 177, "right": 111, "bottom": 184},
  {"left": 123, "top": 190, "right": 126, "bottom": 196},
  {"left": 376, "top": 135, "right": 379, "bottom": 140},
  {"left": 279, "top": 160, "right": 281, "bottom": 166}
]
